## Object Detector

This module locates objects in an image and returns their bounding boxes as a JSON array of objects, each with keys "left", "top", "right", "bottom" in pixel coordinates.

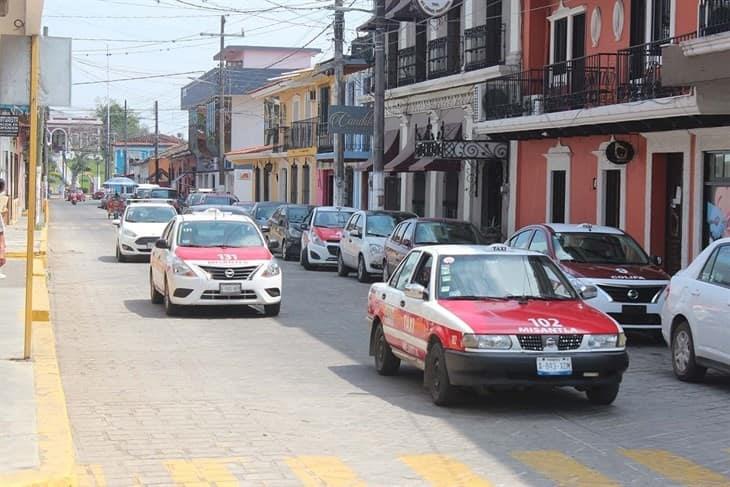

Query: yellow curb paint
[
  {"left": 621, "top": 449, "right": 730, "bottom": 486},
  {"left": 400, "top": 454, "right": 492, "bottom": 487},
  {"left": 513, "top": 450, "right": 618, "bottom": 487},
  {"left": 31, "top": 275, "right": 50, "bottom": 322},
  {"left": 165, "top": 458, "right": 240, "bottom": 486},
  {"left": 76, "top": 464, "right": 107, "bottom": 487},
  {"left": 286, "top": 456, "right": 366, "bottom": 487}
]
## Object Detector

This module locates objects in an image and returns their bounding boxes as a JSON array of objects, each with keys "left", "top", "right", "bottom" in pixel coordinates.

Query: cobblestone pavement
[{"left": 49, "top": 200, "right": 730, "bottom": 486}]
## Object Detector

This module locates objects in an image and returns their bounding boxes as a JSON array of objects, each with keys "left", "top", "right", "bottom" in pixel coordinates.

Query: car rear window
[{"left": 414, "top": 222, "right": 480, "bottom": 245}]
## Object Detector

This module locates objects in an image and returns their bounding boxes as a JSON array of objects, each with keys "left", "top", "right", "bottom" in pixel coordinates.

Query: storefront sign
[
  {"left": 416, "top": 139, "right": 509, "bottom": 160},
  {"left": 415, "top": 0, "right": 454, "bottom": 17},
  {"left": 606, "top": 140, "right": 635, "bottom": 165},
  {"left": 0, "top": 115, "right": 19, "bottom": 137},
  {"left": 328, "top": 106, "right": 373, "bottom": 135}
]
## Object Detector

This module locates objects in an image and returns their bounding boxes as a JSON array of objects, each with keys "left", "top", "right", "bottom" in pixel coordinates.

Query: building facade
[{"left": 113, "top": 134, "right": 181, "bottom": 178}]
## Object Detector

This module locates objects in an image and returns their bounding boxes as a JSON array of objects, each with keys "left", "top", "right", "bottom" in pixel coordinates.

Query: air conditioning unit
[{"left": 524, "top": 94, "right": 544, "bottom": 116}]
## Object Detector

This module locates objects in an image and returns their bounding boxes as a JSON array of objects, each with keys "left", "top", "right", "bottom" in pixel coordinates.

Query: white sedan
[
  {"left": 114, "top": 203, "right": 177, "bottom": 262},
  {"left": 662, "top": 237, "right": 730, "bottom": 381},
  {"left": 149, "top": 211, "right": 282, "bottom": 316}
]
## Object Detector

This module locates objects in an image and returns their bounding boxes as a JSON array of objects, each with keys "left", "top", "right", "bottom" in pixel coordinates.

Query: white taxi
[
  {"left": 367, "top": 245, "right": 629, "bottom": 406},
  {"left": 149, "top": 210, "right": 282, "bottom": 316},
  {"left": 114, "top": 203, "right": 177, "bottom": 262}
]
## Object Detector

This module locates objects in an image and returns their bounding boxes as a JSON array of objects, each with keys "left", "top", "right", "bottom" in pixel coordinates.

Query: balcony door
[{"left": 549, "top": 7, "right": 586, "bottom": 109}]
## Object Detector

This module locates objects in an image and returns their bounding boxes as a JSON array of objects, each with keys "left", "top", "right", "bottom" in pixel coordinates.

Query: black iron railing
[
  {"left": 317, "top": 121, "right": 333, "bottom": 153},
  {"left": 616, "top": 32, "right": 696, "bottom": 103},
  {"left": 428, "top": 37, "right": 461, "bottom": 79},
  {"left": 481, "top": 69, "right": 545, "bottom": 120},
  {"left": 272, "top": 127, "right": 289, "bottom": 153},
  {"left": 464, "top": 24, "right": 504, "bottom": 71},
  {"left": 543, "top": 53, "right": 617, "bottom": 112},
  {"left": 290, "top": 118, "right": 317, "bottom": 149},
  {"left": 397, "top": 46, "right": 421, "bottom": 86},
  {"left": 316, "top": 121, "right": 372, "bottom": 154},
  {"left": 264, "top": 127, "right": 279, "bottom": 148},
  {"left": 700, "top": 0, "right": 730, "bottom": 36}
]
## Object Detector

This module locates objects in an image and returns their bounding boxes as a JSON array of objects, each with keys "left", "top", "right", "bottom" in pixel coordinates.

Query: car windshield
[
  {"left": 190, "top": 206, "right": 247, "bottom": 215},
  {"left": 205, "top": 196, "right": 232, "bottom": 205},
  {"left": 367, "top": 213, "right": 409, "bottom": 237},
  {"left": 415, "top": 222, "right": 481, "bottom": 245},
  {"left": 177, "top": 221, "right": 263, "bottom": 248},
  {"left": 287, "top": 207, "right": 310, "bottom": 223},
  {"left": 553, "top": 232, "right": 650, "bottom": 265},
  {"left": 255, "top": 205, "right": 279, "bottom": 220},
  {"left": 125, "top": 206, "right": 177, "bottom": 224},
  {"left": 438, "top": 254, "right": 577, "bottom": 300},
  {"left": 136, "top": 189, "right": 152, "bottom": 198},
  {"left": 149, "top": 189, "right": 177, "bottom": 199},
  {"left": 314, "top": 210, "right": 354, "bottom": 228},
  {"left": 189, "top": 194, "right": 205, "bottom": 205}
]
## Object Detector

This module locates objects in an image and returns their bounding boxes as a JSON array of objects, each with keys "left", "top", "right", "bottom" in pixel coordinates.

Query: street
[{"left": 49, "top": 200, "right": 730, "bottom": 486}]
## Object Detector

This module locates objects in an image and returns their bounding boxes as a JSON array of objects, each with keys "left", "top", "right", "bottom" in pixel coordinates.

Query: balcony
[
  {"left": 289, "top": 118, "right": 317, "bottom": 150},
  {"left": 464, "top": 24, "right": 504, "bottom": 71},
  {"left": 428, "top": 37, "right": 461, "bottom": 80},
  {"left": 482, "top": 36, "right": 694, "bottom": 122},
  {"left": 266, "top": 127, "right": 289, "bottom": 153},
  {"left": 700, "top": 0, "right": 730, "bottom": 36},
  {"left": 317, "top": 122, "right": 372, "bottom": 155}
]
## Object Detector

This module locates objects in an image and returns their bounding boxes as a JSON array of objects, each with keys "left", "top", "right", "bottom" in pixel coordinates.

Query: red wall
[
  {"left": 675, "top": 0, "right": 700, "bottom": 37},
  {"left": 522, "top": 0, "right": 552, "bottom": 70}
]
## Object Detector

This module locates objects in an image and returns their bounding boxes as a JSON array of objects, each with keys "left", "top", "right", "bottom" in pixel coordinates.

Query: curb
[{"left": 0, "top": 206, "right": 79, "bottom": 486}]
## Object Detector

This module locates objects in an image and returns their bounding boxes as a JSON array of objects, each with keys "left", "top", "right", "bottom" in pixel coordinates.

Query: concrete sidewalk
[
  {"left": 0, "top": 259, "right": 39, "bottom": 474},
  {"left": 4, "top": 213, "right": 43, "bottom": 257}
]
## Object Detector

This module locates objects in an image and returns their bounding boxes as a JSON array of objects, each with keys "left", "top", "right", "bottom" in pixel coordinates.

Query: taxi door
[
  {"left": 382, "top": 251, "right": 422, "bottom": 359},
  {"left": 151, "top": 221, "right": 174, "bottom": 290}
]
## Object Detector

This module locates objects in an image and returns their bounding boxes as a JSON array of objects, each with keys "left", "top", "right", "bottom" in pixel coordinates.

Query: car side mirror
[
  {"left": 651, "top": 255, "right": 663, "bottom": 266},
  {"left": 155, "top": 239, "right": 170, "bottom": 249},
  {"left": 300, "top": 223, "right": 309, "bottom": 230},
  {"left": 112, "top": 219, "right": 121, "bottom": 227},
  {"left": 579, "top": 284, "right": 598, "bottom": 300},
  {"left": 403, "top": 238, "right": 412, "bottom": 247},
  {"left": 405, "top": 283, "right": 428, "bottom": 300}
]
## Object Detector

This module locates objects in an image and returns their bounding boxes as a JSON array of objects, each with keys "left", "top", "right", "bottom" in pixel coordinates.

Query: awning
[
  {"left": 385, "top": 113, "right": 429, "bottom": 173},
  {"left": 356, "top": 121, "right": 400, "bottom": 172},
  {"left": 409, "top": 157, "right": 460, "bottom": 172}
]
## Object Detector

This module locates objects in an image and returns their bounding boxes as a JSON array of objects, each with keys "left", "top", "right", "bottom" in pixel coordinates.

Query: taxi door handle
[
  {"left": 381, "top": 293, "right": 386, "bottom": 300},
  {"left": 400, "top": 300, "right": 406, "bottom": 308},
  {"left": 690, "top": 289, "right": 701, "bottom": 297}
]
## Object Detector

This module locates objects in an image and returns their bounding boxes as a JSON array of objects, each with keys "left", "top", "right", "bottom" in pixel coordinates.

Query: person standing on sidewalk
[{"left": 0, "top": 178, "right": 6, "bottom": 267}]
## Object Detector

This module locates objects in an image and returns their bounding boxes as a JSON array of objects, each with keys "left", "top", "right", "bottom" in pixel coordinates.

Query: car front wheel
[
  {"left": 264, "top": 303, "right": 281, "bottom": 317},
  {"left": 300, "top": 246, "right": 313, "bottom": 270},
  {"left": 337, "top": 254, "right": 350, "bottom": 277},
  {"left": 163, "top": 278, "right": 180, "bottom": 316},
  {"left": 672, "top": 322, "right": 706, "bottom": 382},
  {"left": 116, "top": 244, "right": 127, "bottom": 263},
  {"left": 357, "top": 255, "right": 370, "bottom": 283},
  {"left": 425, "top": 342, "right": 457, "bottom": 406}
]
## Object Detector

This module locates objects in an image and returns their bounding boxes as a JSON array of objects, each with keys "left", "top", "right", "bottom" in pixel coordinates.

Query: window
[
  {"left": 604, "top": 169, "right": 621, "bottom": 228},
  {"left": 551, "top": 170, "right": 567, "bottom": 223},
  {"left": 0, "top": 1, "right": 9, "bottom": 16},
  {"left": 529, "top": 230, "right": 549, "bottom": 254},
  {"left": 178, "top": 221, "right": 263, "bottom": 248},
  {"left": 413, "top": 221, "right": 481, "bottom": 245},
  {"left": 345, "top": 213, "right": 358, "bottom": 231},
  {"left": 699, "top": 248, "right": 720, "bottom": 282},
  {"left": 703, "top": 152, "right": 730, "bottom": 245},
  {"left": 393, "top": 251, "right": 422, "bottom": 290},
  {"left": 709, "top": 246, "right": 730, "bottom": 287},
  {"left": 392, "top": 223, "right": 406, "bottom": 243},
  {"left": 512, "top": 231, "right": 533, "bottom": 249},
  {"left": 402, "top": 223, "right": 415, "bottom": 245},
  {"left": 354, "top": 214, "right": 364, "bottom": 234},
  {"left": 412, "top": 253, "right": 433, "bottom": 290},
  {"left": 553, "top": 18, "right": 568, "bottom": 65}
]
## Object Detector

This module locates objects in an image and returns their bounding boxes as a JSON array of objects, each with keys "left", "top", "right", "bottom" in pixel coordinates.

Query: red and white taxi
[
  {"left": 367, "top": 245, "right": 629, "bottom": 406},
  {"left": 149, "top": 210, "right": 282, "bottom": 316},
  {"left": 299, "top": 206, "right": 356, "bottom": 269}
]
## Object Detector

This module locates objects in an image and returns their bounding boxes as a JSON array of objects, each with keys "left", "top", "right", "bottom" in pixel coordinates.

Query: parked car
[
  {"left": 193, "top": 192, "right": 239, "bottom": 206},
  {"left": 234, "top": 201, "right": 256, "bottom": 214},
  {"left": 249, "top": 202, "right": 285, "bottom": 240},
  {"left": 508, "top": 223, "right": 670, "bottom": 331},
  {"left": 266, "top": 204, "right": 314, "bottom": 261},
  {"left": 183, "top": 204, "right": 249, "bottom": 216},
  {"left": 367, "top": 245, "right": 628, "bottom": 406},
  {"left": 113, "top": 203, "right": 177, "bottom": 262},
  {"left": 149, "top": 211, "right": 282, "bottom": 316},
  {"left": 183, "top": 189, "right": 213, "bottom": 208},
  {"left": 338, "top": 210, "right": 416, "bottom": 282},
  {"left": 382, "top": 218, "right": 484, "bottom": 281},
  {"left": 299, "top": 206, "right": 356, "bottom": 269},
  {"left": 131, "top": 187, "right": 180, "bottom": 211},
  {"left": 661, "top": 237, "right": 730, "bottom": 381}
]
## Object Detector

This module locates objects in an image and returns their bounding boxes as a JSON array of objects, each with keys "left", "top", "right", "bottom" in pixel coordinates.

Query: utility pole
[
  {"left": 333, "top": 0, "right": 346, "bottom": 207},
  {"left": 373, "top": 0, "right": 386, "bottom": 210},
  {"left": 154, "top": 100, "right": 159, "bottom": 185},
  {"left": 201, "top": 16, "right": 245, "bottom": 191},
  {"left": 105, "top": 44, "right": 111, "bottom": 179},
  {"left": 123, "top": 99, "right": 128, "bottom": 175}
]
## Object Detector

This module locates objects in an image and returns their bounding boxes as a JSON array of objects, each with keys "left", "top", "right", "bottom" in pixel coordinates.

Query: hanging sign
[
  {"left": 605, "top": 140, "right": 635, "bottom": 165},
  {"left": 328, "top": 106, "right": 374, "bottom": 135},
  {"left": 0, "top": 115, "right": 19, "bottom": 137},
  {"left": 415, "top": 0, "right": 455, "bottom": 17}
]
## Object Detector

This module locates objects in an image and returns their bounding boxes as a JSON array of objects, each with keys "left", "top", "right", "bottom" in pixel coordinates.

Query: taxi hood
[
  {"left": 314, "top": 226, "right": 343, "bottom": 242},
  {"left": 438, "top": 299, "right": 620, "bottom": 335},
  {"left": 560, "top": 261, "right": 669, "bottom": 281},
  {"left": 175, "top": 246, "right": 272, "bottom": 262}
]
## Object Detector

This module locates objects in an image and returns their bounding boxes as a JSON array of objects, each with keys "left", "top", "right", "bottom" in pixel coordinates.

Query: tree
[
  {"left": 67, "top": 155, "right": 92, "bottom": 186},
  {"left": 95, "top": 100, "right": 149, "bottom": 171}
]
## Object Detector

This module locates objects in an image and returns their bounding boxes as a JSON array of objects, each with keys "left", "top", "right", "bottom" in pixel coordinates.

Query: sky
[{"left": 43, "top": 0, "right": 372, "bottom": 137}]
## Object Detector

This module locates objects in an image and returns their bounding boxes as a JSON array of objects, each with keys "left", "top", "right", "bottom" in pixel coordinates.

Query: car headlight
[
  {"left": 261, "top": 261, "right": 281, "bottom": 277},
  {"left": 122, "top": 228, "right": 137, "bottom": 238},
  {"left": 585, "top": 334, "right": 621, "bottom": 349},
  {"left": 171, "top": 257, "right": 196, "bottom": 277},
  {"left": 463, "top": 334, "right": 512, "bottom": 350},
  {"left": 311, "top": 233, "right": 324, "bottom": 246},
  {"left": 368, "top": 243, "right": 384, "bottom": 255}
]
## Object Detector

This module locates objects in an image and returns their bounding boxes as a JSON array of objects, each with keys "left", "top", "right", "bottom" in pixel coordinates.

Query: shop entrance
[{"left": 650, "top": 153, "right": 683, "bottom": 275}]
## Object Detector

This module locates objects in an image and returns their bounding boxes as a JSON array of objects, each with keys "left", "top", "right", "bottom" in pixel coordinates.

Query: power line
[{"left": 73, "top": 71, "right": 206, "bottom": 85}]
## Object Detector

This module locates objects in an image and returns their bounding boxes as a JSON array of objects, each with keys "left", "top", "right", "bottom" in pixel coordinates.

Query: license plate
[
  {"left": 219, "top": 283, "right": 241, "bottom": 295},
  {"left": 623, "top": 305, "right": 647, "bottom": 315},
  {"left": 536, "top": 357, "right": 572, "bottom": 376}
]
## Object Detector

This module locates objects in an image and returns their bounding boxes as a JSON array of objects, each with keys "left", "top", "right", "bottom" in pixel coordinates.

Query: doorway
[
  {"left": 481, "top": 161, "right": 504, "bottom": 234},
  {"left": 412, "top": 172, "right": 426, "bottom": 216},
  {"left": 650, "top": 153, "right": 683, "bottom": 275},
  {"left": 443, "top": 171, "right": 459, "bottom": 218},
  {"left": 384, "top": 175, "right": 400, "bottom": 210}
]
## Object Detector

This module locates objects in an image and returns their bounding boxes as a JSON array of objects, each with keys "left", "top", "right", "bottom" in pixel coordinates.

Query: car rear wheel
[
  {"left": 150, "top": 272, "right": 163, "bottom": 304},
  {"left": 337, "top": 254, "right": 350, "bottom": 277},
  {"left": 672, "top": 322, "right": 706, "bottom": 382},
  {"left": 585, "top": 383, "right": 620, "bottom": 405},
  {"left": 281, "top": 240, "right": 290, "bottom": 261},
  {"left": 163, "top": 278, "right": 180, "bottom": 317},
  {"left": 264, "top": 303, "right": 281, "bottom": 317},
  {"left": 374, "top": 324, "right": 400, "bottom": 376},
  {"left": 357, "top": 255, "right": 369, "bottom": 283},
  {"left": 425, "top": 342, "right": 457, "bottom": 406}
]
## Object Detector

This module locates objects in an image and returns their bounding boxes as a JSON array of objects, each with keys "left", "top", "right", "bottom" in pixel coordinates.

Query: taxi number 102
[{"left": 527, "top": 318, "right": 565, "bottom": 328}]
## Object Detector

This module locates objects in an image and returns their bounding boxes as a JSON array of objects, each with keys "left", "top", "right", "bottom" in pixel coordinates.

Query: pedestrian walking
[{"left": 0, "top": 178, "right": 6, "bottom": 270}]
